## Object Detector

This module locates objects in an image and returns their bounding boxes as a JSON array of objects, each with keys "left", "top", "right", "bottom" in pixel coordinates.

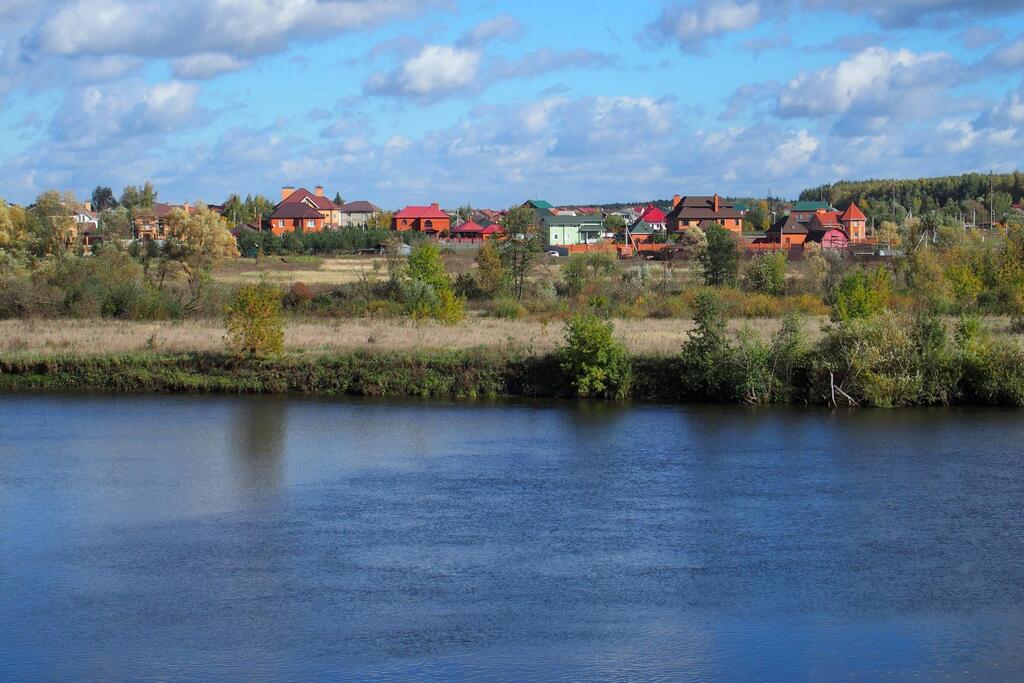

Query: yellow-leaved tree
[{"left": 224, "top": 280, "right": 285, "bottom": 358}]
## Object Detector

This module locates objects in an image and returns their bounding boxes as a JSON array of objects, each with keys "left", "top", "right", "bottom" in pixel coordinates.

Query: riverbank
[{"left": 2, "top": 345, "right": 1023, "bottom": 407}]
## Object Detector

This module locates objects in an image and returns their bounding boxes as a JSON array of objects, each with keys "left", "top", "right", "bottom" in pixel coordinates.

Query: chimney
[
  {"left": 672, "top": 194, "right": 681, "bottom": 208},
  {"left": 281, "top": 186, "right": 295, "bottom": 202},
  {"left": 315, "top": 186, "right": 324, "bottom": 197},
  {"left": 431, "top": 202, "right": 440, "bottom": 210},
  {"left": 713, "top": 194, "right": 720, "bottom": 213},
  {"left": 83, "top": 200, "right": 92, "bottom": 212}
]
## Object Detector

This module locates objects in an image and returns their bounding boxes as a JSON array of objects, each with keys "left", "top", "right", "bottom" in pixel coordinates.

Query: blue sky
[{"left": 0, "top": 0, "right": 1023, "bottom": 208}]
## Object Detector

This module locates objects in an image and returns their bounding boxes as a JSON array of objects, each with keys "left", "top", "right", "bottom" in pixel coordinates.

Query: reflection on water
[{"left": 2, "top": 395, "right": 1024, "bottom": 681}]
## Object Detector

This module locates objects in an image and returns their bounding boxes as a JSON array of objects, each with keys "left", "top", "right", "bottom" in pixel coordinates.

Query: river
[{"left": 2, "top": 395, "right": 1024, "bottom": 681}]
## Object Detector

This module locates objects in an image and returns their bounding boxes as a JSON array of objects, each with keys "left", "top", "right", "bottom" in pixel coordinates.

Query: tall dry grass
[{"left": 0, "top": 316, "right": 814, "bottom": 357}]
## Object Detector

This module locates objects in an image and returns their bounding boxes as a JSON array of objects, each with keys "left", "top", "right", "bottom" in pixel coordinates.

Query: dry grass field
[
  {"left": 0, "top": 316, "right": 809, "bottom": 357},
  {"left": 213, "top": 256, "right": 390, "bottom": 287}
]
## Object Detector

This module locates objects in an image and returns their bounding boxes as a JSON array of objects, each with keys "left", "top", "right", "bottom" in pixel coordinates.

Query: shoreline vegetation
[{"left": 2, "top": 309, "right": 1022, "bottom": 407}]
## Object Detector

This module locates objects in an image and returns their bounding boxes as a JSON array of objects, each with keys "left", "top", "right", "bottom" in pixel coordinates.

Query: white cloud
[
  {"left": 49, "top": 80, "right": 202, "bottom": 149},
  {"left": 171, "top": 53, "right": 250, "bottom": 80},
  {"left": 27, "top": 0, "right": 437, "bottom": 59},
  {"left": 983, "top": 34, "right": 1024, "bottom": 70},
  {"left": 655, "top": 0, "right": 763, "bottom": 52},
  {"left": 364, "top": 45, "right": 482, "bottom": 98},
  {"left": 776, "top": 47, "right": 957, "bottom": 123}
]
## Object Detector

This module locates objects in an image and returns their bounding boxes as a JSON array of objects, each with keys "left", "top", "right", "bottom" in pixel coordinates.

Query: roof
[
  {"left": 793, "top": 201, "right": 833, "bottom": 212},
  {"left": 630, "top": 221, "right": 656, "bottom": 235},
  {"left": 132, "top": 202, "right": 176, "bottom": 219},
  {"left": 481, "top": 224, "right": 504, "bottom": 235},
  {"left": 339, "top": 200, "right": 380, "bottom": 214},
  {"left": 395, "top": 205, "right": 448, "bottom": 220},
  {"left": 637, "top": 204, "right": 666, "bottom": 223},
  {"left": 524, "top": 200, "right": 553, "bottom": 210},
  {"left": 768, "top": 213, "right": 809, "bottom": 235},
  {"left": 279, "top": 187, "right": 337, "bottom": 211},
  {"left": 270, "top": 203, "right": 323, "bottom": 220},
  {"left": 666, "top": 196, "right": 742, "bottom": 221},
  {"left": 841, "top": 203, "right": 866, "bottom": 221},
  {"left": 809, "top": 211, "right": 843, "bottom": 232},
  {"left": 452, "top": 221, "right": 484, "bottom": 234}
]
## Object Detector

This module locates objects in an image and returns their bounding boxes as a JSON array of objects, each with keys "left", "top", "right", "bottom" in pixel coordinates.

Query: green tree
[
  {"left": 742, "top": 251, "right": 787, "bottom": 295},
  {"left": 833, "top": 268, "right": 890, "bottom": 321},
  {"left": 220, "top": 194, "right": 245, "bottom": 225},
  {"left": 333, "top": 192, "right": 344, "bottom": 206},
  {"left": 407, "top": 242, "right": 449, "bottom": 291},
  {"left": 559, "top": 314, "right": 632, "bottom": 399},
  {"left": 224, "top": 281, "right": 285, "bottom": 358},
  {"left": 474, "top": 240, "right": 507, "bottom": 298},
  {"left": 603, "top": 214, "right": 626, "bottom": 233},
  {"left": 698, "top": 223, "right": 739, "bottom": 287},
  {"left": 98, "top": 207, "right": 132, "bottom": 239},
  {"left": 27, "top": 190, "right": 77, "bottom": 255},
  {"left": 499, "top": 205, "right": 541, "bottom": 300},
  {"left": 91, "top": 186, "right": 117, "bottom": 211}
]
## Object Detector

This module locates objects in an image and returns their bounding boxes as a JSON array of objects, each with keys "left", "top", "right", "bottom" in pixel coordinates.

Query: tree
[
  {"left": 333, "top": 192, "right": 344, "bottom": 206},
  {"left": 404, "top": 242, "right": 464, "bottom": 323},
  {"left": 676, "top": 225, "right": 707, "bottom": 260},
  {"left": 559, "top": 314, "right": 632, "bottom": 399},
  {"left": 367, "top": 211, "right": 394, "bottom": 231},
  {"left": 833, "top": 268, "right": 890, "bottom": 321},
  {"left": 224, "top": 281, "right": 285, "bottom": 358},
  {"left": 698, "top": 223, "right": 739, "bottom": 287},
  {"left": 407, "top": 242, "right": 449, "bottom": 292},
  {"left": 27, "top": 190, "right": 77, "bottom": 255},
  {"left": 604, "top": 214, "right": 626, "bottom": 233},
  {"left": 742, "top": 251, "right": 787, "bottom": 296},
  {"left": 220, "top": 194, "right": 245, "bottom": 225},
  {"left": 474, "top": 240, "right": 507, "bottom": 298},
  {"left": 499, "top": 205, "right": 541, "bottom": 300},
  {"left": 91, "top": 186, "right": 117, "bottom": 211},
  {"left": 98, "top": 207, "right": 132, "bottom": 239},
  {"left": 120, "top": 181, "right": 157, "bottom": 210},
  {"left": 0, "top": 200, "right": 28, "bottom": 250}
]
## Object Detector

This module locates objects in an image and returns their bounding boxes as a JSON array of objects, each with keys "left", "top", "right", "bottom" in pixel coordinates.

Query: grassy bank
[{"left": 2, "top": 339, "right": 1022, "bottom": 407}]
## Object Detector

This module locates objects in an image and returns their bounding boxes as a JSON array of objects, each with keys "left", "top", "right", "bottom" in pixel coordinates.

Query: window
[
  {"left": 306, "top": 219, "right": 315, "bottom": 228},
  {"left": 425, "top": 220, "right": 433, "bottom": 229}
]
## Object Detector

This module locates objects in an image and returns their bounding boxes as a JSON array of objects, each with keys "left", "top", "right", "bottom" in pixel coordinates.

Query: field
[
  {"left": 213, "top": 253, "right": 485, "bottom": 288},
  {"left": 0, "top": 316, "right": 804, "bottom": 357}
]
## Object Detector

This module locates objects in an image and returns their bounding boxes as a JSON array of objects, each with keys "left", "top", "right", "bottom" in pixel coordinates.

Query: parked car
[{"left": 545, "top": 250, "right": 560, "bottom": 257}]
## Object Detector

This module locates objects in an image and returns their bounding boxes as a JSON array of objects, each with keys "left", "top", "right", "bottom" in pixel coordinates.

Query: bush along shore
[{"left": 2, "top": 307, "right": 1023, "bottom": 408}]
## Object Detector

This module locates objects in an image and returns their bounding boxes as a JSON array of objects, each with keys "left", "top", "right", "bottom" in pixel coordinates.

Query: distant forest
[{"left": 799, "top": 172, "right": 1024, "bottom": 225}]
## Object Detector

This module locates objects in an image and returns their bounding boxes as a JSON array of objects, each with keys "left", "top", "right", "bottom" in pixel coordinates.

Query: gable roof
[
  {"left": 524, "top": 200, "right": 553, "bottom": 210},
  {"left": 271, "top": 203, "right": 323, "bottom": 220},
  {"left": 395, "top": 205, "right": 448, "bottom": 220},
  {"left": 666, "top": 196, "right": 742, "bottom": 221},
  {"left": 541, "top": 213, "right": 603, "bottom": 227},
  {"left": 768, "top": 213, "right": 808, "bottom": 235},
  {"left": 841, "top": 203, "right": 866, "bottom": 221},
  {"left": 637, "top": 204, "right": 666, "bottom": 223},
  {"left": 339, "top": 200, "right": 380, "bottom": 214},
  {"left": 279, "top": 187, "right": 337, "bottom": 211},
  {"left": 629, "top": 221, "right": 656, "bottom": 235}
]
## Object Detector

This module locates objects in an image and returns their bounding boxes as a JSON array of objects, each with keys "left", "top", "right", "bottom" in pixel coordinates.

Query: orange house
[
  {"left": 393, "top": 203, "right": 450, "bottom": 234},
  {"left": 840, "top": 203, "right": 867, "bottom": 240},
  {"left": 268, "top": 203, "right": 325, "bottom": 236},
  {"left": 665, "top": 194, "right": 744, "bottom": 234}
]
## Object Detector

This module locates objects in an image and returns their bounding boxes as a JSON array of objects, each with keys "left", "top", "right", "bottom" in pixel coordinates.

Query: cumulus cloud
[
  {"left": 363, "top": 45, "right": 482, "bottom": 99},
  {"left": 654, "top": 0, "right": 764, "bottom": 52},
  {"left": 49, "top": 80, "right": 203, "bottom": 149},
  {"left": 776, "top": 46, "right": 961, "bottom": 133},
  {"left": 26, "top": 0, "right": 438, "bottom": 60}
]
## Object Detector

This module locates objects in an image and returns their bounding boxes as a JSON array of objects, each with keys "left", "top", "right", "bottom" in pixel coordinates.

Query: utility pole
[{"left": 990, "top": 171, "right": 995, "bottom": 228}]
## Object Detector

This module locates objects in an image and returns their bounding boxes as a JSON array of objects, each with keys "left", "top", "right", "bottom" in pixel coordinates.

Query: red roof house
[
  {"left": 277, "top": 186, "right": 341, "bottom": 227},
  {"left": 840, "top": 202, "right": 867, "bottom": 240},
  {"left": 394, "top": 203, "right": 451, "bottom": 234}
]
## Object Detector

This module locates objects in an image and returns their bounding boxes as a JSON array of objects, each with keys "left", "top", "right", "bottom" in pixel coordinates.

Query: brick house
[
  {"left": 393, "top": 204, "right": 450, "bottom": 234},
  {"left": 132, "top": 203, "right": 178, "bottom": 240},
  {"left": 665, "top": 194, "right": 744, "bottom": 233},
  {"left": 278, "top": 186, "right": 341, "bottom": 227},
  {"left": 338, "top": 200, "right": 381, "bottom": 228},
  {"left": 269, "top": 203, "right": 325, "bottom": 236},
  {"left": 767, "top": 202, "right": 867, "bottom": 247}
]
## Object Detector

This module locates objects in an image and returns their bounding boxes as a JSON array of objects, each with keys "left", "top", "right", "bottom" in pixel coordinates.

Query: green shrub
[
  {"left": 559, "top": 314, "right": 632, "bottom": 399},
  {"left": 489, "top": 298, "right": 527, "bottom": 320},
  {"left": 742, "top": 251, "right": 787, "bottom": 296},
  {"left": 698, "top": 223, "right": 740, "bottom": 287},
  {"left": 832, "top": 267, "right": 890, "bottom": 322},
  {"left": 224, "top": 281, "right": 285, "bottom": 358}
]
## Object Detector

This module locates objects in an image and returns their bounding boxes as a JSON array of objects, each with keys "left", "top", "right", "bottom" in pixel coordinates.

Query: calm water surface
[{"left": 2, "top": 395, "right": 1024, "bottom": 681}]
